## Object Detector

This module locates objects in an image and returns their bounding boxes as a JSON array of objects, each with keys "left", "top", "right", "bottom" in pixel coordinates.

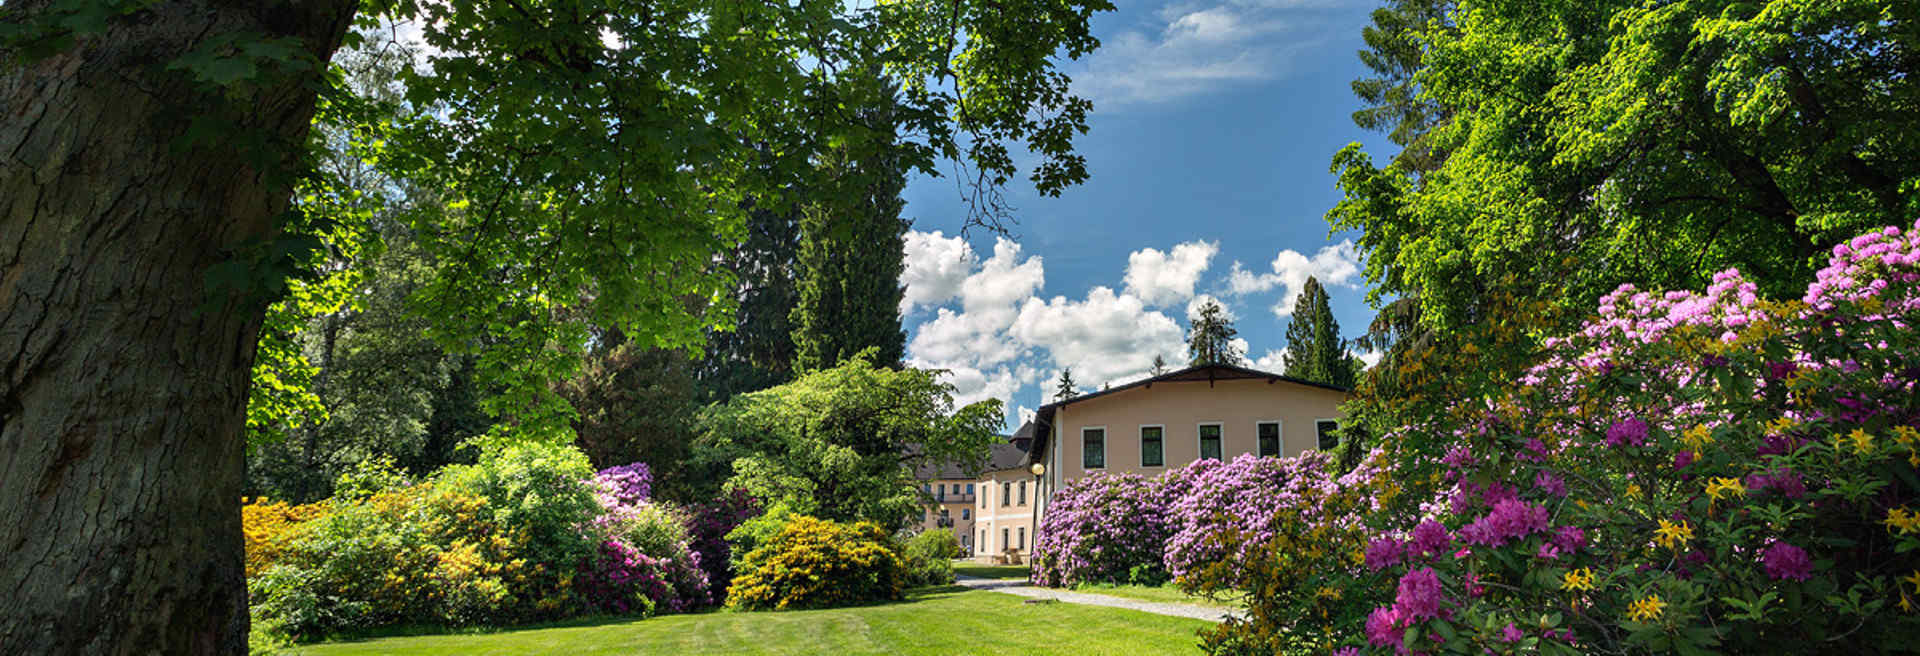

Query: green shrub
[
  {"left": 722, "top": 501, "right": 797, "bottom": 571},
  {"left": 901, "top": 529, "right": 961, "bottom": 587},
  {"left": 726, "top": 515, "right": 905, "bottom": 610}
]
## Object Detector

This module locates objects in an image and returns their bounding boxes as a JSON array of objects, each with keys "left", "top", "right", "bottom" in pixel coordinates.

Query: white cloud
[
  {"left": 1224, "top": 240, "right": 1363, "bottom": 318},
  {"left": 1071, "top": 2, "right": 1338, "bottom": 106},
  {"left": 924, "top": 363, "right": 1021, "bottom": 413},
  {"left": 905, "top": 237, "right": 1044, "bottom": 371},
  {"left": 1251, "top": 347, "right": 1290, "bottom": 373},
  {"left": 1010, "top": 287, "right": 1187, "bottom": 386},
  {"left": 900, "top": 230, "right": 977, "bottom": 314},
  {"left": 1124, "top": 240, "right": 1218, "bottom": 307},
  {"left": 1352, "top": 348, "right": 1383, "bottom": 369}
]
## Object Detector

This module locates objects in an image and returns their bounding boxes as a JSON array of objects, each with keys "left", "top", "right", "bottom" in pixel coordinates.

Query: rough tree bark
[{"left": 1, "top": 1, "right": 355, "bottom": 653}]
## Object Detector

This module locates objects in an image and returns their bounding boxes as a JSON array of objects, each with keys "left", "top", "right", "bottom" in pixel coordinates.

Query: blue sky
[{"left": 894, "top": 0, "right": 1399, "bottom": 427}]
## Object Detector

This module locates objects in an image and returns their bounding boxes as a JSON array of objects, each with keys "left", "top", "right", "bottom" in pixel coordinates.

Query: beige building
[
  {"left": 1022, "top": 363, "right": 1350, "bottom": 543},
  {"left": 920, "top": 363, "right": 1350, "bottom": 561},
  {"left": 913, "top": 439, "right": 1029, "bottom": 554}
]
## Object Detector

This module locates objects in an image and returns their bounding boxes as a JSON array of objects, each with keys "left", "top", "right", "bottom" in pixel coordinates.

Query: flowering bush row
[
  {"left": 1339, "top": 222, "right": 1920, "bottom": 654},
  {"left": 247, "top": 444, "right": 713, "bottom": 640},
  {"left": 1031, "top": 471, "right": 1177, "bottom": 587}
]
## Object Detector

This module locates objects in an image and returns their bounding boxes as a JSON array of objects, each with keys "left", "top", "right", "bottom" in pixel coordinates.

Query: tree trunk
[{"left": 0, "top": 2, "right": 355, "bottom": 653}]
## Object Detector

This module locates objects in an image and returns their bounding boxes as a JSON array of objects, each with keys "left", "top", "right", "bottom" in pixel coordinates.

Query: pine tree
[
  {"left": 790, "top": 85, "right": 909, "bottom": 372},
  {"left": 1282, "top": 277, "right": 1358, "bottom": 388},
  {"left": 1149, "top": 354, "right": 1169, "bottom": 376},
  {"left": 696, "top": 204, "right": 800, "bottom": 402},
  {"left": 1053, "top": 368, "right": 1079, "bottom": 402},
  {"left": 1187, "top": 300, "right": 1243, "bottom": 366}
]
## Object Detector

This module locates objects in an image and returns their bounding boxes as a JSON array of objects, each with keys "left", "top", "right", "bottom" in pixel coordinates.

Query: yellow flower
[
  {"left": 1895, "top": 426, "right": 1919, "bottom": 445},
  {"left": 1627, "top": 595, "right": 1666, "bottom": 622},
  {"left": 1681, "top": 425, "right": 1712, "bottom": 452},
  {"left": 1848, "top": 428, "right": 1876, "bottom": 455},
  {"left": 1904, "top": 570, "right": 1920, "bottom": 594},
  {"left": 1767, "top": 416, "right": 1797, "bottom": 436},
  {"left": 1705, "top": 477, "right": 1746, "bottom": 503},
  {"left": 1653, "top": 520, "right": 1693, "bottom": 550},
  {"left": 1886, "top": 508, "right": 1920, "bottom": 535},
  {"left": 1560, "top": 567, "right": 1596, "bottom": 592},
  {"left": 1626, "top": 483, "right": 1642, "bottom": 499}
]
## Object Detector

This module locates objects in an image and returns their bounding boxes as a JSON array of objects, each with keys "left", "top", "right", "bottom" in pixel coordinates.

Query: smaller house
[{"left": 970, "top": 425, "right": 1042, "bottom": 561}]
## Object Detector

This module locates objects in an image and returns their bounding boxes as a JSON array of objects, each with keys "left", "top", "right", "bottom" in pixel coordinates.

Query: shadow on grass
[{"left": 304, "top": 583, "right": 979, "bottom": 646}]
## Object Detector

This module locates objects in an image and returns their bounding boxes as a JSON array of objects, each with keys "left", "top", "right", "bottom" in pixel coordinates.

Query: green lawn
[
  {"left": 951, "top": 563, "right": 1031, "bottom": 580},
  {"left": 1071, "top": 583, "right": 1242, "bottom": 609},
  {"left": 283, "top": 586, "right": 1209, "bottom": 655}
]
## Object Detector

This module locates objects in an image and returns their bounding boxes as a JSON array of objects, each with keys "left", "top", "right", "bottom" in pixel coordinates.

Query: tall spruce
[
  {"left": 1187, "top": 300, "right": 1244, "bottom": 366},
  {"left": 1282, "top": 277, "right": 1357, "bottom": 388},
  {"left": 1149, "top": 354, "right": 1169, "bottom": 376},
  {"left": 697, "top": 204, "right": 800, "bottom": 402},
  {"left": 790, "top": 88, "right": 909, "bottom": 371}
]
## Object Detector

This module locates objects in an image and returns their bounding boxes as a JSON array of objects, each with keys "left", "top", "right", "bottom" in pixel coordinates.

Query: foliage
[
  {"left": 1350, "top": 0, "right": 1455, "bottom": 173},
  {"left": 1031, "top": 472, "right": 1175, "bottom": 587},
  {"left": 1329, "top": 0, "right": 1920, "bottom": 341},
  {"left": 901, "top": 529, "right": 963, "bottom": 587},
  {"left": 695, "top": 204, "right": 800, "bottom": 404},
  {"left": 791, "top": 83, "right": 910, "bottom": 372},
  {"left": 686, "top": 487, "right": 765, "bottom": 596},
  {"left": 581, "top": 466, "right": 708, "bottom": 613},
  {"left": 1282, "top": 276, "right": 1357, "bottom": 387},
  {"left": 592, "top": 462, "right": 654, "bottom": 507},
  {"left": 250, "top": 442, "right": 606, "bottom": 639},
  {"left": 556, "top": 339, "right": 699, "bottom": 501},
  {"left": 1187, "top": 299, "right": 1243, "bottom": 366},
  {"left": 1325, "top": 222, "right": 1920, "bottom": 654},
  {"left": 726, "top": 515, "right": 906, "bottom": 610},
  {"left": 241, "top": 497, "right": 330, "bottom": 579},
  {"left": 696, "top": 353, "right": 1003, "bottom": 528}
]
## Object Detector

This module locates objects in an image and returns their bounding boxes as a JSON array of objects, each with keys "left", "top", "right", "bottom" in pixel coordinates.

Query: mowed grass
[
  {"left": 951, "top": 563, "right": 1031, "bottom": 580},
  {"left": 284, "top": 586, "right": 1209, "bottom": 656},
  {"left": 1071, "top": 583, "right": 1242, "bottom": 609}
]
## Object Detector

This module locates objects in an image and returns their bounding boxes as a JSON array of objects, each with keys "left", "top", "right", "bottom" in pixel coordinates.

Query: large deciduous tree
[
  {"left": 1329, "top": 0, "right": 1920, "bottom": 335},
  {"left": 694, "top": 353, "right": 1003, "bottom": 529},
  {"left": 0, "top": 0, "right": 1112, "bottom": 651}
]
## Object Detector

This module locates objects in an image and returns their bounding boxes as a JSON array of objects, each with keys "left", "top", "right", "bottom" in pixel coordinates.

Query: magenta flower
[
  {"left": 1605, "top": 418, "right": 1649, "bottom": 447},
  {"left": 1366, "top": 606, "right": 1402, "bottom": 648},
  {"left": 1502, "top": 623, "right": 1525, "bottom": 643},
  {"left": 1409, "top": 519, "right": 1452, "bottom": 557},
  {"left": 1393, "top": 567, "right": 1444, "bottom": 622},
  {"left": 1365, "top": 537, "right": 1404, "bottom": 571},
  {"left": 1762, "top": 541, "right": 1813, "bottom": 581}
]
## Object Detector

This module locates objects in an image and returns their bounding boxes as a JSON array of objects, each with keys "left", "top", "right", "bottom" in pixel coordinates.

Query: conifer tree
[
  {"left": 1149, "top": 354, "right": 1169, "bottom": 376},
  {"left": 1282, "top": 277, "right": 1357, "bottom": 388},
  {"left": 1187, "top": 300, "right": 1243, "bottom": 366},
  {"left": 791, "top": 85, "right": 909, "bottom": 371},
  {"left": 1053, "top": 368, "right": 1080, "bottom": 402}
]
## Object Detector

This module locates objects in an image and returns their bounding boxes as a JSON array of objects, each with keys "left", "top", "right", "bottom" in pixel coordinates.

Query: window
[
  {"left": 1317, "top": 419, "right": 1340, "bottom": 451},
  {"left": 1083, "top": 427, "right": 1106, "bottom": 469},
  {"left": 981, "top": 530, "right": 987, "bottom": 550},
  {"left": 1199, "top": 424, "right": 1223, "bottom": 461},
  {"left": 1018, "top": 527, "right": 1026, "bottom": 550},
  {"left": 1140, "top": 425, "right": 1164, "bottom": 467},
  {"left": 1002, "top": 482, "right": 1011, "bottom": 506},
  {"left": 962, "top": 508, "right": 970, "bottom": 520},
  {"left": 1002, "top": 528, "right": 1009, "bottom": 551},
  {"left": 1257, "top": 421, "right": 1281, "bottom": 457},
  {"left": 937, "top": 484, "right": 945, "bottom": 501},
  {"left": 966, "top": 483, "right": 974, "bottom": 495}
]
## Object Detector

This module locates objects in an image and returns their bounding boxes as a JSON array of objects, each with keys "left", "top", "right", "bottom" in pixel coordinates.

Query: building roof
[
  {"left": 911, "top": 436, "right": 1034, "bottom": 479},
  {"left": 1025, "top": 363, "right": 1351, "bottom": 465}
]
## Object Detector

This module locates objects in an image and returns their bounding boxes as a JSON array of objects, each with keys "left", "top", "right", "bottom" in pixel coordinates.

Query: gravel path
[{"left": 953, "top": 576, "right": 1238, "bottom": 623}]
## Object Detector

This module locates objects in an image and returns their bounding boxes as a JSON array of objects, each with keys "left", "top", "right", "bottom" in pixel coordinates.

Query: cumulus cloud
[
  {"left": 1010, "top": 287, "right": 1188, "bottom": 386},
  {"left": 1071, "top": 2, "right": 1340, "bottom": 106},
  {"left": 1184, "top": 293, "right": 1236, "bottom": 322},
  {"left": 900, "top": 230, "right": 977, "bottom": 314},
  {"left": 1224, "top": 240, "right": 1363, "bottom": 317},
  {"left": 1124, "top": 240, "right": 1218, "bottom": 307},
  {"left": 1250, "top": 347, "right": 1290, "bottom": 373},
  {"left": 905, "top": 237, "right": 1044, "bottom": 370}
]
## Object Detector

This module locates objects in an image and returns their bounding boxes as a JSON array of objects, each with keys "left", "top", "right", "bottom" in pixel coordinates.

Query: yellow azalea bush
[
  {"left": 725, "top": 515, "right": 905, "bottom": 611},
  {"left": 241, "top": 497, "right": 329, "bottom": 578}
]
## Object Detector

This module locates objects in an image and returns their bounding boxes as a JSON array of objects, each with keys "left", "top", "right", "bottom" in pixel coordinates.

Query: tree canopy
[
  {"left": 1282, "top": 277, "right": 1356, "bottom": 388},
  {"left": 1186, "top": 300, "right": 1243, "bottom": 367},
  {"left": 694, "top": 353, "right": 1003, "bottom": 529},
  {"left": 1329, "top": 0, "right": 1920, "bottom": 334}
]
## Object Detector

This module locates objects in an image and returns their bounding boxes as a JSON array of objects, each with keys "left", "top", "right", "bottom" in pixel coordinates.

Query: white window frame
[
  {"left": 1315, "top": 418, "right": 1341, "bottom": 451},
  {"left": 1081, "top": 425, "right": 1108, "bottom": 470},
  {"left": 1139, "top": 423, "right": 1167, "bottom": 468},
  {"left": 1196, "top": 421, "right": 1225, "bottom": 461},
  {"left": 1255, "top": 419, "right": 1283, "bottom": 457}
]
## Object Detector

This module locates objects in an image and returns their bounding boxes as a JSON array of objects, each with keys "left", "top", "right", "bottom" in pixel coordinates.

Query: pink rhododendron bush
[
  {"left": 1342, "top": 223, "right": 1920, "bottom": 654},
  {"left": 1031, "top": 472, "right": 1178, "bottom": 587}
]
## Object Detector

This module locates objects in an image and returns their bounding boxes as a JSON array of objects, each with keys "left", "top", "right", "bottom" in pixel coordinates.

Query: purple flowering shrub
[
  {"left": 685, "top": 487, "right": 763, "bottom": 595},
  {"left": 593, "top": 462, "right": 653, "bottom": 506},
  {"left": 1344, "top": 222, "right": 1920, "bottom": 654},
  {"left": 1031, "top": 472, "right": 1176, "bottom": 587}
]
